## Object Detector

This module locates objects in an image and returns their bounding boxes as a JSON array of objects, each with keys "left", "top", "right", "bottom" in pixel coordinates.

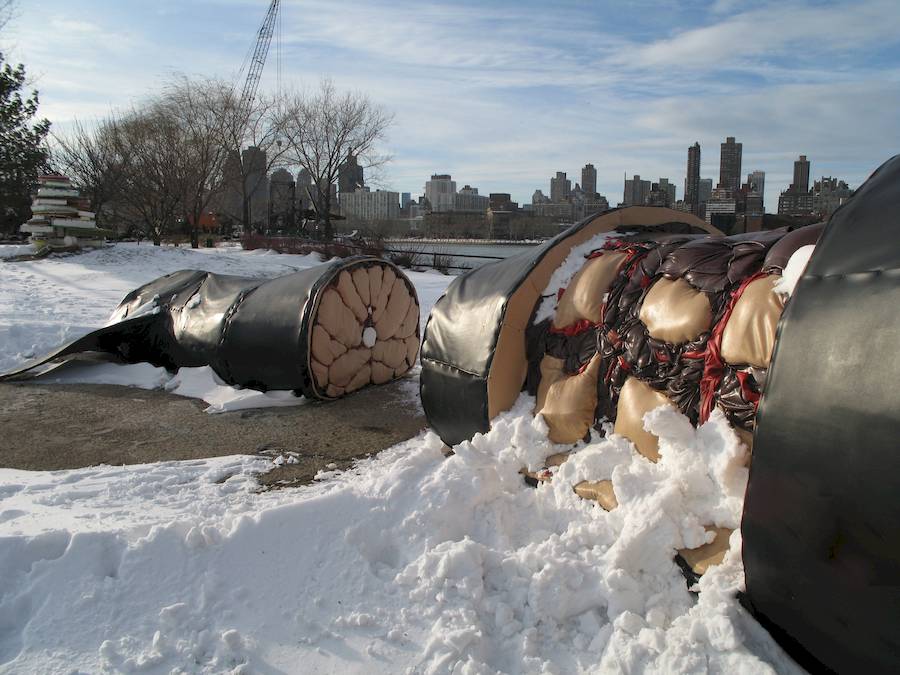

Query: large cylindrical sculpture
[{"left": 2, "top": 256, "right": 420, "bottom": 399}]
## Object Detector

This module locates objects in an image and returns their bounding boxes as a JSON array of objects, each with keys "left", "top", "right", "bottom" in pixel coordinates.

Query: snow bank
[
  {"left": 0, "top": 396, "right": 801, "bottom": 674},
  {"left": 0, "top": 244, "right": 36, "bottom": 259}
]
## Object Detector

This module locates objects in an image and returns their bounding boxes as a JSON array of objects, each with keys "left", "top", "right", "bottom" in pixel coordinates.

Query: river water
[{"left": 384, "top": 241, "right": 539, "bottom": 272}]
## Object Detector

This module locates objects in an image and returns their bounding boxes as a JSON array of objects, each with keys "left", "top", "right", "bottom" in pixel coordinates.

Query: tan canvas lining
[
  {"left": 553, "top": 251, "right": 629, "bottom": 329},
  {"left": 534, "top": 353, "right": 602, "bottom": 444},
  {"left": 678, "top": 527, "right": 733, "bottom": 575}
]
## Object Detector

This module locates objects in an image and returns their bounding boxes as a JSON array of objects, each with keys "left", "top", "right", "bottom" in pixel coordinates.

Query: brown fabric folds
[
  {"left": 553, "top": 251, "right": 628, "bottom": 329},
  {"left": 678, "top": 527, "right": 733, "bottom": 575},
  {"left": 639, "top": 277, "right": 712, "bottom": 345},
  {"left": 614, "top": 376, "right": 675, "bottom": 461},
  {"left": 720, "top": 275, "right": 785, "bottom": 368},
  {"left": 535, "top": 354, "right": 602, "bottom": 444},
  {"left": 574, "top": 480, "right": 618, "bottom": 510}
]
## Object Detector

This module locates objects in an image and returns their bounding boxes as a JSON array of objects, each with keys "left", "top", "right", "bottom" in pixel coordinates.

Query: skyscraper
[
  {"left": 685, "top": 142, "right": 701, "bottom": 215},
  {"left": 581, "top": 164, "right": 597, "bottom": 199},
  {"left": 550, "top": 172, "right": 571, "bottom": 203},
  {"left": 718, "top": 136, "right": 742, "bottom": 192},
  {"left": 791, "top": 155, "right": 810, "bottom": 193}
]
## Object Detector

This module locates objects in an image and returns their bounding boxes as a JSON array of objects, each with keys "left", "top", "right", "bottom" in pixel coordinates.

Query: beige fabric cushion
[
  {"left": 553, "top": 252, "right": 628, "bottom": 329},
  {"left": 317, "top": 288, "right": 362, "bottom": 348},
  {"left": 614, "top": 376, "right": 675, "bottom": 461},
  {"left": 678, "top": 527, "right": 733, "bottom": 575},
  {"left": 535, "top": 354, "right": 602, "bottom": 444},
  {"left": 336, "top": 270, "right": 368, "bottom": 323},
  {"left": 375, "top": 278, "right": 410, "bottom": 340},
  {"left": 574, "top": 480, "right": 618, "bottom": 511},
  {"left": 639, "top": 277, "right": 712, "bottom": 344},
  {"left": 721, "top": 275, "right": 785, "bottom": 368}
]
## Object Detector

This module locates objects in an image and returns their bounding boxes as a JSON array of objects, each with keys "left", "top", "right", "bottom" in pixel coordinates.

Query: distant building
[
  {"left": 424, "top": 174, "right": 456, "bottom": 212},
  {"left": 455, "top": 185, "right": 490, "bottom": 212},
  {"left": 401, "top": 192, "right": 412, "bottom": 209},
  {"left": 791, "top": 155, "right": 811, "bottom": 194},
  {"left": 685, "top": 142, "right": 701, "bottom": 215},
  {"left": 718, "top": 136, "right": 742, "bottom": 192},
  {"left": 338, "top": 152, "right": 364, "bottom": 195},
  {"left": 550, "top": 172, "right": 571, "bottom": 203},
  {"left": 648, "top": 178, "right": 676, "bottom": 207},
  {"left": 489, "top": 193, "right": 518, "bottom": 212},
  {"left": 812, "top": 176, "right": 853, "bottom": 217},
  {"left": 532, "top": 189, "right": 550, "bottom": 205},
  {"left": 623, "top": 174, "right": 651, "bottom": 206},
  {"left": 268, "top": 168, "right": 295, "bottom": 230},
  {"left": 706, "top": 187, "right": 737, "bottom": 232},
  {"left": 242, "top": 146, "right": 269, "bottom": 226},
  {"left": 581, "top": 164, "right": 597, "bottom": 199},
  {"left": 698, "top": 178, "right": 713, "bottom": 204},
  {"left": 339, "top": 187, "right": 400, "bottom": 221},
  {"left": 747, "top": 170, "right": 765, "bottom": 211},
  {"left": 778, "top": 155, "right": 815, "bottom": 216}
]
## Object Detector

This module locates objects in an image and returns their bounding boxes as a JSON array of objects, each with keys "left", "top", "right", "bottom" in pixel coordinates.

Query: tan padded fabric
[
  {"left": 336, "top": 270, "right": 368, "bottom": 323},
  {"left": 614, "top": 376, "right": 675, "bottom": 461},
  {"left": 318, "top": 289, "right": 362, "bottom": 348},
  {"left": 721, "top": 275, "right": 785, "bottom": 368},
  {"left": 373, "top": 339, "right": 408, "bottom": 369},
  {"left": 639, "top": 277, "right": 713, "bottom": 344},
  {"left": 553, "top": 251, "right": 628, "bottom": 329},
  {"left": 376, "top": 278, "right": 410, "bottom": 340},
  {"left": 329, "top": 348, "right": 371, "bottom": 387},
  {"left": 487, "top": 208, "right": 714, "bottom": 423},
  {"left": 574, "top": 480, "right": 618, "bottom": 510},
  {"left": 678, "top": 527, "right": 733, "bottom": 575},
  {"left": 308, "top": 261, "right": 420, "bottom": 398},
  {"left": 534, "top": 354, "right": 602, "bottom": 444},
  {"left": 352, "top": 267, "right": 371, "bottom": 306}
]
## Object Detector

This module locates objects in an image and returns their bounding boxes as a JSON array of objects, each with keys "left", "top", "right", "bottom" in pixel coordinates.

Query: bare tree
[
  {"left": 112, "top": 105, "right": 188, "bottom": 245},
  {"left": 0, "top": 0, "right": 15, "bottom": 35},
  {"left": 214, "top": 89, "right": 291, "bottom": 236},
  {"left": 159, "top": 76, "right": 237, "bottom": 247},
  {"left": 52, "top": 117, "right": 130, "bottom": 233},
  {"left": 281, "top": 80, "right": 393, "bottom": 241}
]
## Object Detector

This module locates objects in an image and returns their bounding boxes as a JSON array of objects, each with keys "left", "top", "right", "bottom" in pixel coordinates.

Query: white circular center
[{"left": 362, "top": 326, "right": 377, "bottom": 348}]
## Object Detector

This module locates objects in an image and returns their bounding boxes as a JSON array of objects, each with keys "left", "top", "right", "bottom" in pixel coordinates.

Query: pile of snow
[
  {"left": 534, "top": 233, "right": 621, "bottom": 324},
  {"left": 773, "top": 244, "right": 816, "bottom": 299},
  {"left": 0, "top": 397, "right": 800, "bottom": 673},
  {"left": 0, "top": 244, "right": 36, "bottom": 259}
]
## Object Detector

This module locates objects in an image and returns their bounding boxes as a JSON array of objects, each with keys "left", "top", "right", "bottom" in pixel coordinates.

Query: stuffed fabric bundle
[
  {"left": 1, "top": 256, "right": 420, "bottom": 399},
  {"left": 421, "top": 210, "right": 821, "bottom": 579}
]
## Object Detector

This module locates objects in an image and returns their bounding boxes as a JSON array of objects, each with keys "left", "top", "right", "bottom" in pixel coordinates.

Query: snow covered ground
[{"left": 0, "top": 243, "right": 803, "bottom": 674}]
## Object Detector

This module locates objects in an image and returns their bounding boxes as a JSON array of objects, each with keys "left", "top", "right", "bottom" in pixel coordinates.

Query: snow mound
[{"left": 0, "top": 397, "right": 801, "bottom": 674}]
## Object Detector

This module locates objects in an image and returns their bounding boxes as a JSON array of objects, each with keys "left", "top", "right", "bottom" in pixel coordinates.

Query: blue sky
[{"left": 3, "top": 0, "right": 899, "bottom": 210}]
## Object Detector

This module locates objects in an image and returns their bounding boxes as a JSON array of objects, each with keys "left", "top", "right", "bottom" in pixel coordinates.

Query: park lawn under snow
[{"left": 0, "top": 243, "right": 803, "bottom": 674}]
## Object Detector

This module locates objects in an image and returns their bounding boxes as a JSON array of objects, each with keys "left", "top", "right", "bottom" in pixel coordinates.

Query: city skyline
[{"left": 4, "top": 0, "right": 898, "bottom": 211}]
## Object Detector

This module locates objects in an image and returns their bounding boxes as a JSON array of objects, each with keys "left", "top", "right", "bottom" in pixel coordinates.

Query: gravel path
[{"left": 0, "top": 377, "right": 426, "bottom": 487}]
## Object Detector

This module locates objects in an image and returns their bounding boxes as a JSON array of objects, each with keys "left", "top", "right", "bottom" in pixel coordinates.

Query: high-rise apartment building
[
  {"left": 424, "top": 174, "right": 457, "bottom": 212},
  {"left": 699, "top": 178, "right": 713, "bottom": 205},
  {"left": 550, "top": 172, "right": 571, "bottom": 203},
  {"left": 718, "top": 136, "right": 742, "bottom": 192},
  {"left": 268, "top": 168, "right": 295, "bottom": 229},
  {"left": 623, "top": 175, "right": 651, "bottom": 206},
  {"left": 339, "top": 187, "right": 400, "bottom": 221},
  {"left": 685, "top": 142, "right": 701, "bottom": 215},
  {"left": 581, "top": 164, "right": 597, "bottom": 199},
  {"left": 746, "top": 170, "right": 765, "bottom": 214},
  {"left": 791, "top": 155, "right": 811, "bottom": 193},
  {"left": 456, "top": 185, "right": 490, "bottom": 212}
]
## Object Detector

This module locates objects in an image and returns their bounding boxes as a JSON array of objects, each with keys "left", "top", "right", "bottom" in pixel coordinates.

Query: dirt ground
[{"left": 0, "top": 378, "right": 427, "bottom": 488}]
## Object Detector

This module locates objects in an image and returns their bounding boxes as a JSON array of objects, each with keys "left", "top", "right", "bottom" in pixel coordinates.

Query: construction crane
[{"left": 236, "top": 0, "right": 281, "bottom": 126}]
